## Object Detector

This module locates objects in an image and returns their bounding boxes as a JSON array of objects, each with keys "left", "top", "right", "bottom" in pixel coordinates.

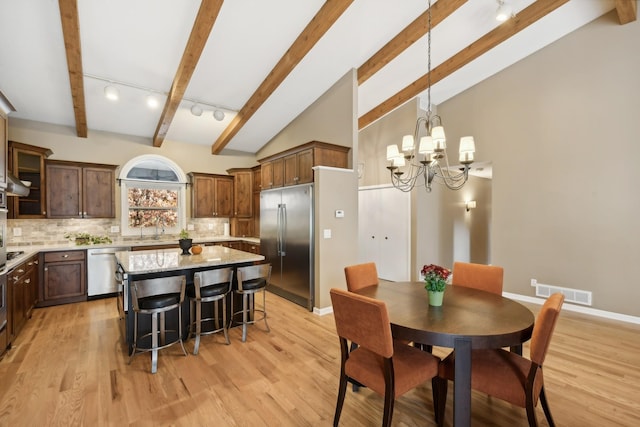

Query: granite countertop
[
  {"left": 115, "top": 245, "right": 264, "bottom": 275},
  {"left": 6, "top": 236, "right": 260, "bottom": 270}
]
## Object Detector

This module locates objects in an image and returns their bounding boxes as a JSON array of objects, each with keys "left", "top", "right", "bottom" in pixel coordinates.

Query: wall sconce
[{"left": 466, "top": 200, "right": 476, "bottom": 212}]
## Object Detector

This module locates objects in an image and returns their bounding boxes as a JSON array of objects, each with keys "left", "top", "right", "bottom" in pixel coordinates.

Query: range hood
[{"left": 6, "top": 172, "right": 30, "bottom": 197}]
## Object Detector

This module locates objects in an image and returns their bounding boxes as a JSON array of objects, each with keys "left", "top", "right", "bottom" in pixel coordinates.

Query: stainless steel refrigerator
[{"left": 260, "top": 184, "right": 314, "bottom": 310}]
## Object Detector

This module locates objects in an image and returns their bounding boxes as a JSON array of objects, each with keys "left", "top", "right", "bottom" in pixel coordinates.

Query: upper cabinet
[
  {"left": 8, "top": 141, "right": 53, "bottom": 219},
  {"left": 189, "top": 172, "right": 233, "bottom": 218},
  {"left": 227, "top": 168, "right": 254, "bottom": 237},
  {"left": 46, "top": 160, "right": 117, "bottom": 219},
  {"left": 259, "top": 141, "right": 349, "bottom": 190}
]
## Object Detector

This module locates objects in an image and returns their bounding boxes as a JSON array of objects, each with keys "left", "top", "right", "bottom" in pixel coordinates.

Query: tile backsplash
[{"left": 8, "top": 218, "right": 231, "bottom": 246}]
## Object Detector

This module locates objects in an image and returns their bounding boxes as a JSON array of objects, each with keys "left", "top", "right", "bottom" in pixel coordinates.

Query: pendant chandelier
[{"left": 386, "top": 0, "right": 475, "bottom": 193}]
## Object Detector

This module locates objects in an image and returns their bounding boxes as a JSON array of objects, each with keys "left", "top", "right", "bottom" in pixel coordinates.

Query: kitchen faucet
[{"left": 155, "top": 216, "right": 165, "bottom": 240}]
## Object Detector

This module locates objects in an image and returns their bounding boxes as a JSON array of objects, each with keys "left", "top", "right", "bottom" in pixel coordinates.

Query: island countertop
[{"left": 115, "top": 245, "right": 264, "bottom": 275}]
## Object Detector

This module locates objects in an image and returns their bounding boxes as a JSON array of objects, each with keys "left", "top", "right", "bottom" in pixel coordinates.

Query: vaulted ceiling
[{"left": 0, "top": 1, "right": 636, "bottom": 155}]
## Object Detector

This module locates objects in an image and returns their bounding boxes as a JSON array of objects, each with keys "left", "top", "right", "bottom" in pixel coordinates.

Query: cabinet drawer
[{"left": 44, "top": 250, "right": 86, "bottom": 263}]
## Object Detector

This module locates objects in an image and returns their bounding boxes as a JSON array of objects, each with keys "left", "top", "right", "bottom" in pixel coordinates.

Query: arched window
[{"left": 119, "top": 155, "right": 187, "bottom": 237}]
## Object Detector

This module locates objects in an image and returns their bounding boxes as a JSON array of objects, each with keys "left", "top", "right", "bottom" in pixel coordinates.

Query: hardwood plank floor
[{"left": 1, "top": 293, "right": 639, "bottom": 426}]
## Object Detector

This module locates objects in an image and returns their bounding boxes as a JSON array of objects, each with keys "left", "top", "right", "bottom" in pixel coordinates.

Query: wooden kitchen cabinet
[
  {"left": 242, "top": 241, "right": 261, "bottom": 254},
  {"left": 259, "top": 141, "right": 349, "bottom": 189},
  {"left": 39, "top": 250, "right": 86, "bottom": 307},
  {"left": 227, "top": 168, "right": 254, "bottom": 237},
  {"left": 253, "top": 165, "right": 261, "bottom": 237},
  {"left": 261, "top": 158, "right": 284, "bottom": 190},
  {"left": 8, "top": 141, "right": 53, "bottom": 218},
  {"left": 8, "top": 254, "right": 39, "bottom": 343},
  {"left": 46, "top": 160, "right": 116, "bottom": 219},
  {"left": 189, "top": 172, "right": 233, "bottom": 218}
]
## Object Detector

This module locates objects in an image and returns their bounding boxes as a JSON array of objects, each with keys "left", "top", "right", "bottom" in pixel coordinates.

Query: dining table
[{"left": 354, "top": 281, "right": 535, "bottom": 427}]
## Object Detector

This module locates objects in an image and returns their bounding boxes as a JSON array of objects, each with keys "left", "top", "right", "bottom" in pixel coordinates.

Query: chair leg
[
  {"left": 151, "top": 312, "right": 159, "bottom": 374},
  {"left": 348, "top": 341, "right": 360, "bottom": 392},
  {"left": 261, "top": 288, "right": 270, "bottom": 332},
  {"left": 129, "top": 311, "right": 138, "bottom": 363},
  {"left": 525, "top": 389, "right": 538, "bottom": 427},
  {"left": 382, "top": 385, "right": 395, "bottom": 427},
  {"left": 539, "top": 386, "right": 555, "bottom": 427},
  {"left": 333, "top": 370, "right": 348, "bottom": 427},
  {"left": 221, "top": 298, "right": 230, "bottom": 345},
  {"left": 178, "top": 305, "right": 188, "bottom": 357},
  {"left": 434, "top": 377, "right": 447, "bottom": 426},
  {"left": 193, "top": 299, "right": 202, "bottom": 355},
  {"left": 242, "top": 292, "right": 248, "bottom": 342}
]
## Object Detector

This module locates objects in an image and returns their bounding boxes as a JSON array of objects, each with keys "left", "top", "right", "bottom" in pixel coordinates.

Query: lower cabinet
[
  {"left": 242, "top": 241, "right": 261, "bottom": 254},
  {"left": 7, "top": 254, "right": 39, "bottom": 344},
  {"left": 39, "top": 250, "right": 86, "bottom": 307}
]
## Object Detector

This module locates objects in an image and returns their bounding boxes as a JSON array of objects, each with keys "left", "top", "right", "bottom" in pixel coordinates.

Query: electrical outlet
[
  {"left": 208, "top": 224, "right": 214, "bottom": 230},
  {"left": 110, "top": 226, "right": 120, "bottom": 233},
  {"left": 530, "top": 278, "right": 537, "bottom": 287},
  {"left": 187, "top": 224, "right": 195, "bottom": 231},
  {"left": 13, "top": 227, "right": 22, "bottom": 236}
]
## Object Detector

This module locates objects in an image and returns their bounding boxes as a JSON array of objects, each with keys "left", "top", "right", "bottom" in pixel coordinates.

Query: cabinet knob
[
  {"left": 25, "top": 279, "right": 30, "bottom": 284},
  {"left": 17, "top": 268, "right": 24, "bottom": 274},
  {"left": 62, "top": 254, "right": 69, "bottom": 258}
]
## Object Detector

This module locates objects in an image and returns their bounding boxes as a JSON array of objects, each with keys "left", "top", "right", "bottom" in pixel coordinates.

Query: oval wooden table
[{"left": 355, "top": 282, "right": 535, "bottom": 427}]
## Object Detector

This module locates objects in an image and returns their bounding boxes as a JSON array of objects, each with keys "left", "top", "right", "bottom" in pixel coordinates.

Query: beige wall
[
  {"left": 256, "top": 70, "right": 356, "bottom": 164},
  {"left": 436, "top": 11, "right": 640, "bottom": 316},
  {"left": 314, "top": 167, "right": 358, "bottom": 308}
]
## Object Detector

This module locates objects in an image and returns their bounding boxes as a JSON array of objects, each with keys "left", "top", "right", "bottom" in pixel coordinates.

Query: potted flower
[
  {"left": 421, "top": 264, "right": 451, "bottom": 306},
  {"left": 178, "top": 229, "right": 192, "bottom": 255}
]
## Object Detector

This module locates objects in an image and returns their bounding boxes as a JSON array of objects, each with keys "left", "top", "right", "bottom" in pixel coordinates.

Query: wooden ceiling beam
[
  {"left": 615, "top": 0, "right": 637, "bottom": 24},
  {"left": 58, "top": 0, "right": 87, "bottom": 138},
  {"left": 153, "top": 0, "right": 223, "bottom": 147},
  {"left": 211, "top": 0, "right": 355, "bottom": 155},
  {"left": 357, "top": 0, "right": 467, "bottom": 85},
  {"left": 358, "top": 0, "right": 570, "bottom": 130}
]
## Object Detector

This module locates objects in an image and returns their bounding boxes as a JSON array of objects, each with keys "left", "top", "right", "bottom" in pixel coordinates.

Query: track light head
[
  {"left": 104, "top": 85, "right": 119, "bottom": 101},
  {"left": 190, "top": 103, "right": 203, "bottom": 116},
  {"left": 213, "top": 110, "right": 225, "bottom": 121}
]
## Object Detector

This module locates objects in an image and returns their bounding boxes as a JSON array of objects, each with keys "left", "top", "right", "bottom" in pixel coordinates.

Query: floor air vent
[{"left": 535, "top": 283, "right": 592, "bottom": 306}]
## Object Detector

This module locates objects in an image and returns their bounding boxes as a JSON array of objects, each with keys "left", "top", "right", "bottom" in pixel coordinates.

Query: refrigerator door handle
[{"left": 280, "top": 203, "right": 286, "bottom": 256}]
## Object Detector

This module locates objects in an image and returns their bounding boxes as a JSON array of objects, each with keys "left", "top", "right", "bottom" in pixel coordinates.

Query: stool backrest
[
  {"left": 237, "top": 264, "right": 271, "bottom": 291},
  {"left": 130, "top": 275, "right": 186, "bottom": 311},
  {"left": 194, "top": 268, "right": 233, "bottom": 290}
]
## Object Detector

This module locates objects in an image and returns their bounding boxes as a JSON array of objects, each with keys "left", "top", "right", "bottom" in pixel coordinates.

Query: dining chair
[
  {"left": 451, "top": 261, "right": 504, "bottom": 295},
  {"left": 435, "top": 292, "right": 565, "bottom": 426},
  {"left": 330, "top": 288, "right": 442, "bottom": 427},
  {"left": 344, "top": 262, "right": 379, "bottom": 292}
]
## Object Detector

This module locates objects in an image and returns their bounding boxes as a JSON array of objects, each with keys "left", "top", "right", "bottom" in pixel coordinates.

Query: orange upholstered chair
[
  {"left": 451, "top": 261, "right": 504, "bottom": 295},
  {"left": 330, "top": 288, "right": 442, "bottom": 427},
  {"left": 344, "top": 262, "right": 379, "bottom": 292},
  {"left": 436, "top": 293, "right": 565, "bottom": 426}
]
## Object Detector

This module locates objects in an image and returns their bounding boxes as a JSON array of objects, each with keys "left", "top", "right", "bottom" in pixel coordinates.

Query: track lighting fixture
[
  {"left": 190, "top": 103, "right": 203, "bottom": 116},
  {"left": 104, "top": 85, "right": 119, "bottom": 101},
  {"left": 213, "top": 110, "right": 225, "bottom": 121},
  {"left": 496, "top": 0, "right": 513, "bottom": 22},
  {"left": 146, "top": 94, "right": 159, "bottom": 109}
]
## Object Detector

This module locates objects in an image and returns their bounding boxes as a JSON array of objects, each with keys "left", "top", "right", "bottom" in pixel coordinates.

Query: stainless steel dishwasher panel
[{"left": 87, "top": 247, "right": 130, "bottom": 296}]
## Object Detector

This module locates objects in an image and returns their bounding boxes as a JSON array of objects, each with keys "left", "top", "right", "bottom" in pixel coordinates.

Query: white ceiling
[{"left": 0, "top": 0, "right": 617, "bottom": 155}]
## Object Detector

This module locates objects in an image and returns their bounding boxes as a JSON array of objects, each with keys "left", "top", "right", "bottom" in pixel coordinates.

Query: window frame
[{"left": 119, "top": 155, "right": 187, "bottom": 238}]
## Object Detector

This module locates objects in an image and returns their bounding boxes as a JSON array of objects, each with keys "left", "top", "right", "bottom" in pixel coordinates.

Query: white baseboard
[
  {"left": 503, "top": 292, "right": 640, "bottom": 325},
  {"left": 313, "top": 305, "right": 333, "bottom": 316}
]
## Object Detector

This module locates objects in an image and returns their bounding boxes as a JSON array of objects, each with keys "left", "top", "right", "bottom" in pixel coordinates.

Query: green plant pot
[{"left": 428, "top": 290, "right": 444, "bottom": 307}]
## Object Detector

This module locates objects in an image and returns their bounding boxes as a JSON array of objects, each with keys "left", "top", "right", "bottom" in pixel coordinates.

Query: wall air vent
[{"left": 534, "top": 282, "right": 592, "bottom": 306}]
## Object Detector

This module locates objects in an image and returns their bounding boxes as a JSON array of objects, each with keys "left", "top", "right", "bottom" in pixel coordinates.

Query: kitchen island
[{"left": 115, "top": 245, "right": 264, "bottom": 352}]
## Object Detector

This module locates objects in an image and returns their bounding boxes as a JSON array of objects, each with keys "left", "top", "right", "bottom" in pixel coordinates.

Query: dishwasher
[{"left": 87, "top": 247, "right": 130, "bottom": 297}]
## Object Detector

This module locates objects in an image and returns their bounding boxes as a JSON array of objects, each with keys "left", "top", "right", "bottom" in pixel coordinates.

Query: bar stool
[
  {"left": 129, "top": 275, "right": 188, "bottom": 373},
  {"left": 231, "top": 264, "right": 271, "bottom": 342},
  {"left": 187, "top": 268, "right": 233, "bottom": 354}
]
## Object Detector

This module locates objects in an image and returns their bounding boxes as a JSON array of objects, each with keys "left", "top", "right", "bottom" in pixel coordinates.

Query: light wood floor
[{"left": 1, "top": 293, "right": 639, "bottom": 426}]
